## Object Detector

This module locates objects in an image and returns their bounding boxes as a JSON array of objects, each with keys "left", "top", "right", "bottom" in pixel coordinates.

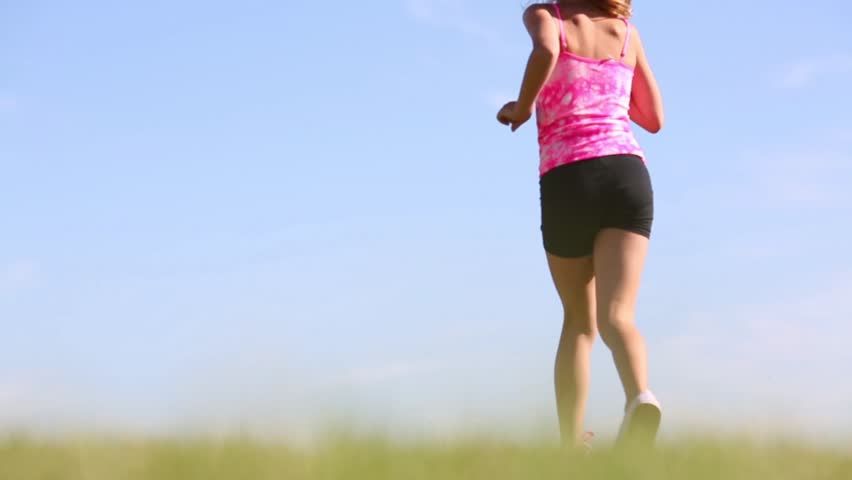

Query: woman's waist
[{"left": 538, "top": 118, "right": 636, "bottom": 145}]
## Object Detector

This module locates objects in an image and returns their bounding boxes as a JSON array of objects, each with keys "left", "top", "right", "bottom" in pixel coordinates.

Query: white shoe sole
[{"left": 616, "top": 402, "right": 661, "bottom": 450}]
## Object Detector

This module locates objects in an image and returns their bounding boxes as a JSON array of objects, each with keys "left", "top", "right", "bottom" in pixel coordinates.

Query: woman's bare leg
[{"left": 546, "top": 252, "right": 597, "bottom": 447}]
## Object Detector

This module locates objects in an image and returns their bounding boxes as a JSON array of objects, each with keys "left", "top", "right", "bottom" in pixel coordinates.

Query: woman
[{"left": 497, "top": 0, "right": 665, "bottom": 451}]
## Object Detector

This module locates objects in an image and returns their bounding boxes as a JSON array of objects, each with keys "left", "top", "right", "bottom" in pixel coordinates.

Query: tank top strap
[
  {"left": 619, "top": 18, "right": 631, "bottom": 59},
  {"left": 552, "top": 3, "right": 568, "bottom": 50}
]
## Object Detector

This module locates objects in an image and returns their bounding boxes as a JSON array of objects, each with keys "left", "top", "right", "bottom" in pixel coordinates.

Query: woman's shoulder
[{"left": 523, "top": 2, "right": 556, "bottom": 22}]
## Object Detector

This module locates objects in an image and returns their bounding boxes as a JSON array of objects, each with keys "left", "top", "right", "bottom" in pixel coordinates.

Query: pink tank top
[{"left": 535, "top": 5, "right": 644, "bottom": 177}]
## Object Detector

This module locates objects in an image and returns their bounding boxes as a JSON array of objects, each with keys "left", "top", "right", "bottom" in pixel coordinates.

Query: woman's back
[
  {"left": 534, "top": 4, "right": 643, "bottom": 175},
  {"left": 496, "top": 0, "right": 664, "bottom": 146},
  {"left": 552, "top": 4, "right": 664, "bottom": 137},
  {"left": 559, "top": 11, "right": 637, "bottom": 66}
]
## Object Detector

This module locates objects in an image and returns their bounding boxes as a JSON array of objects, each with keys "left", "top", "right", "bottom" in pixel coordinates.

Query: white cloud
[
  {"left": 405, "top": 0, "right": 434, "bottom": 21},
  {"left": 832, "top": 127, "right": 852, "bottom": 143},
  {"left": 779, "top": 54, "right": 852, "bottom": 88},
  {"left": 483, "top": 89, "right": 514, "bottom": 110},
  {"left": 331, "top": 359, "right": 446, "bottom": 387},
  {"left": 652, "top": 274, "right": 852, "bottom": 438},
  {"left": 746, "top": 149, "right": 851, "bottom": 207},
  {"left": 0, "top": 260, "right": 40, "bottom": 296},
  {"left": 678, "top": 147, "right": 852, "bottom": 212},
  {"left": 404, "top": 0, "right": 506, "bottom": 48},
  {"left": 0, "top": 95, "right": 16, "bottom": 111},
  {"left": 0, "top": 375, "right": 92, "bottom": 435}
]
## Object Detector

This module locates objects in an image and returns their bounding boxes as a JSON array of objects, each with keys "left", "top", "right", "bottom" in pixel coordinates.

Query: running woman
[{"left": 496, "top": 0, "right": 665, "bottom": 450}]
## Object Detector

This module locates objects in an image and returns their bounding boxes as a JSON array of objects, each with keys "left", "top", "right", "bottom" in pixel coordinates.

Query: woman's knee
[
  {"left": 562, "top": 307, "right": 597, "bottom": 336},
  {"left": 596, "top": 305, "right": 635, "bottom": 343}
]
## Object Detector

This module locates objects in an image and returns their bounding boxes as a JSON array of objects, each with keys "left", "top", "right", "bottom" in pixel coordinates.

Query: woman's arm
[
  {"left": 512, "top": 6, "right": 561, "bottom": 120},
  {"left": 628, "top": 26, "right": 664, "bottom": 133}
]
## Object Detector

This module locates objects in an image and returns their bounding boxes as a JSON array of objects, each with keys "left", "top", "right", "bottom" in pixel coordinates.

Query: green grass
[{"left": 1, "top": 432, "right": 850, "bottom": 480}]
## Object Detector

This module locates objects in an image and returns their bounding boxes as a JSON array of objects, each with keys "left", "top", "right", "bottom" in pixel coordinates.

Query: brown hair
[{"left": 557, "top": 0, "right": 633, "bottom": 18}]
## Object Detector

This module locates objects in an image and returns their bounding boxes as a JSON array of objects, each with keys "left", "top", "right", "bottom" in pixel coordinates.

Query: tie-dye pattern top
[{"left": 535, "top": 4, "right": 644, "bottom": 177}]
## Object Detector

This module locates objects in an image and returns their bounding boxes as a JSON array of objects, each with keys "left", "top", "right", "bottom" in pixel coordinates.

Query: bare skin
[
  {"left": 497, "top": 2, "right": 664, "bottom": 133},
  {"left": 546, "top": 252, "right": 597, "bottom": 447},
  {"left": 547, "top": 230, "right": 651, "bottom": 447},
  {"left": 498, "top": 1, "right": 664, "bottom": 448}
]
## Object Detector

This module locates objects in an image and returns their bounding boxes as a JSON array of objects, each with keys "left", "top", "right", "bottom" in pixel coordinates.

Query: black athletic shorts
[{"left": 539, "top": 154, "right": 654, "bottom": 258}]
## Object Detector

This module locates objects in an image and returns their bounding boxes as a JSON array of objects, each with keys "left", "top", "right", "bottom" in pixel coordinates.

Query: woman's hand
[{"left": 496, "top": 101, "right": 533, "bottom": 132}]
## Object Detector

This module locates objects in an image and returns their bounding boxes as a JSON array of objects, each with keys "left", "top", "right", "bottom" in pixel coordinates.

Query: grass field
[{"left": 2, "top": 431, "right": 850, "bottom": 480}]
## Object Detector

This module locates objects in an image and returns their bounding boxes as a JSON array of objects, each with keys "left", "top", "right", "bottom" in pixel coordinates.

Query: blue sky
[{"left": 2, "top": 0, "right": 852, "bottom": 443}]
